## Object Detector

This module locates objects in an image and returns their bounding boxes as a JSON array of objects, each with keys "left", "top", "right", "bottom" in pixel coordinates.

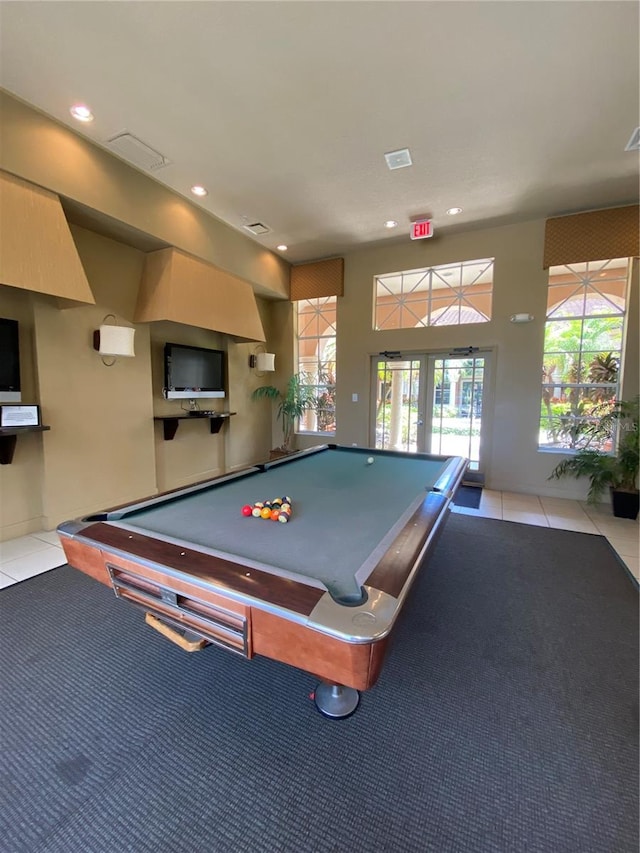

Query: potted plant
[
  {"left": 251, "top": 373, "right": 317, "bottom": 455},
  {"left": 548, "top": 396, "right": 639, "bottom": 519}
]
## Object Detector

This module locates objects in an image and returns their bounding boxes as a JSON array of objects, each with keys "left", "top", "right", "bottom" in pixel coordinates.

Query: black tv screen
[
  {"left": 164, "top": 342, "right": 226, "bottom": 400},
  {"left": 0, "top": 318, "right": 21, "bottom": 402}
]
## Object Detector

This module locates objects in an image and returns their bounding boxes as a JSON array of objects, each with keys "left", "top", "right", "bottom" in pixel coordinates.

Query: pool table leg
[{"left": 314, "top": 682, "right": 360, "bottom": 719}]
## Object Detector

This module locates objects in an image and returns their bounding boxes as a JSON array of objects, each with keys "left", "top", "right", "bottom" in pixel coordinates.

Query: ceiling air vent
[
  {"left": 243, "top": 222, "right": 270, "bottom": 235},
  {"left": 624, "top": 127, "right": 640, "bottom": 152},
  {"left": 384, "top": 148, "right": 412, "bottom": 170},
  {"left": 105, "top": 132, "right": 171, "bottom": 171}
]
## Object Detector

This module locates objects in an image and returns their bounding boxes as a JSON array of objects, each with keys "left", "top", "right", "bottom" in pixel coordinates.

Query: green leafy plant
[
  {"left": 548, "top": 396, "right": 639, "bottom": 505},
  {"left": 251, "top": 373, "right": 318, "bottom": 452}
]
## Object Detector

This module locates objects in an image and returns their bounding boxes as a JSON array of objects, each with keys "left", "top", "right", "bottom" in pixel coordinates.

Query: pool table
[{"left": 58, "top": 445, "right": 466, "bottom": 718}]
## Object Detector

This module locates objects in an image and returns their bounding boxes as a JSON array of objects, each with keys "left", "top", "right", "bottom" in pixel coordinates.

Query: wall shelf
[
  {"left": 154, "top": 413, "right": 236, "bottom": 441},
  {"left": 0, "top": 425, "right": 51, "bottom": 465}
]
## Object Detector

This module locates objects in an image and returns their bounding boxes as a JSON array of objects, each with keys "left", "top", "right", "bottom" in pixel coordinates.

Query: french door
[{"left": 370, "top": 351, "right": 491, "bottom": 473}]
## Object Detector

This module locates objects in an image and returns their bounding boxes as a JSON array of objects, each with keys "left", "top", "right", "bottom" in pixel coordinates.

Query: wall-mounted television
[
  {"left": 163, "top": 342, "right": 226, "bottom": 400},
  {"left": 0, "top": 318, "right": 21, "bottom": 403}
]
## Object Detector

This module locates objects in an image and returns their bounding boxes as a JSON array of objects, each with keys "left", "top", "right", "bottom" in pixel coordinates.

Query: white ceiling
[{"left": 1, "top": 1, "right": 638, "bottom": 264}]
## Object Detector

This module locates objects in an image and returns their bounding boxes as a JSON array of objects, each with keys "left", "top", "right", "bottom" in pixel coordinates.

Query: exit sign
[{"left": 410, "top": 219, "right": 434, "bottom": 240}]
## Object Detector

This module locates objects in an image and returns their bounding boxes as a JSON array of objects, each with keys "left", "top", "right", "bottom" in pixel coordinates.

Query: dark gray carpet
[{"left": 0, "top": 516, "right": 638, "bottom": 853}]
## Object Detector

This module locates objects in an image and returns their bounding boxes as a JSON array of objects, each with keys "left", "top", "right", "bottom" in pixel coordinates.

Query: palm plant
[
  {"left": 549, "top": 396, "right": 639, "bottom": 514},
  {"left": 251, "top": 373, "right": 318, "bottom": 452}
]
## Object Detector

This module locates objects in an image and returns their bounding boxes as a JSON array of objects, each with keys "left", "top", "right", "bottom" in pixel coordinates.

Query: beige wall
[
  {"left": 2, "top": 209, "right": 636, "bottom": 541},
  {"left": 0, "top": 91, "right": 290, "bottom": 300},
  {"left": 34, "top": 225, "right": 155, "bottom": 528},
  {"left": 297, "top": 221, "right": 639, "bottom": 500},
  {"left": 0, "top": 226, "right": 279, "bottom": 539}
]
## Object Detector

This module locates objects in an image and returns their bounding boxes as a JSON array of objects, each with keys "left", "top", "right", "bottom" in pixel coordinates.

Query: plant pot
[
  {"left": 610, "top": 488, "right": 640, "bottom": 520},
  {"left": 268, "top": 448, "right": 295, "bottom": 461}
]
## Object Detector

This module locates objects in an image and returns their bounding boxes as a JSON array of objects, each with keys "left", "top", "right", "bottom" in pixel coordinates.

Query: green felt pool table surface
[{"left": 110, "top": 445, "right": 457, "bottom": 601}]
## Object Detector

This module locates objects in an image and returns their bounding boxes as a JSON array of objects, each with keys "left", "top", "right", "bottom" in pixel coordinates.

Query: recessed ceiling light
[
  {"left": 190, "top": 185, "right": 208, "bottom": 197},
  {"left": 70, "top": 104, "right": 94, "bottom": 122},
  {"left": 446, "top": 207, "right": 463, "bottom": 216},
  {"left": 277, "top": 244, "right": 288, "bottom": 251},
  {"left": 384, "top": 220, "right": 398, "bottom": 229}
]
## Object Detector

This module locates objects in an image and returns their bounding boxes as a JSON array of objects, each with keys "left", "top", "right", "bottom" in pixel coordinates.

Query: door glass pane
[
  {"left": 429, "top": 356, "right": 485, "bottom": 469},
  {"left": 374, "top": 359, "right": 421, "bottom": 451}
]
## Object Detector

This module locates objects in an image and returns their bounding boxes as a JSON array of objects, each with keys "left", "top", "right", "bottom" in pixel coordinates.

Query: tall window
[
  {"left": 374, "top": 258, "right": 493, "bottom": 330},
  {"left": 539, "top": 258, "right": 630, "bottom": 450},
  {"left": 296, "top": 296, "right": 336, "bottom": 434}
]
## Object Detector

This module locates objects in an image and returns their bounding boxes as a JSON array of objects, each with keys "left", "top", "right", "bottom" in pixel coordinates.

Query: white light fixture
[
  {"left": 277, "top": 244, "right": 288, "bottom": 251},
  {"left": 93, "top": 314, "right": 135, "bottom": 366},
  {"left": 191, "top": 185, "right": 208, "bottom": 197},
  {"left": 70, "top": 104, "right": 94, "bottom": 122},
  {"left": 384, "top": 148, "right": 412, "bottom": 170},
  {"left": 446, "top": 207, "right": 463, "bottom": 215},
  {"left": 384, "top": 220, "right": 398, "bottom": 229},
  {"left": 249, "top": 344, "right": 276, "bottom": 375},
  {"left": 510, "top": 313, "right": 535, "bottom": 324}
]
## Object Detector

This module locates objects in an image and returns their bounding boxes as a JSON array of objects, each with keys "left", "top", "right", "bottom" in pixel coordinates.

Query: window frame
[
  {"left": 295, "top": 295, "right": 337, "bottom": 436},
  {"left": 373, "top": 258, "right": 494, "bottom": 331},
  {"left": 539, "top": 258, "right": 630, "bottom": 453}
]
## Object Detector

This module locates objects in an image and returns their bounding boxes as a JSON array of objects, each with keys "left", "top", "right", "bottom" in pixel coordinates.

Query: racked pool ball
[
  {"left": 241, "top": 505, "right": 253, "bottom": 517},
  {"left": 251, "top": 506, "right": 263, "bottom": 518},
  {"left": 260, "top": 507, "right": 272, "bottom": 519}
]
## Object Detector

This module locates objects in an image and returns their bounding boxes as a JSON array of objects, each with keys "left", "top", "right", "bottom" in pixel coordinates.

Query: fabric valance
[
  {"left": 543, "top": 205, "right": 639, "bottom": 269},
  {"left": 290, "top": 257, "right": 344, "bottom": 301}
]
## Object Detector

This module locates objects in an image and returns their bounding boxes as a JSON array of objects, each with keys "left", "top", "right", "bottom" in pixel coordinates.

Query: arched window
[
  {"left": 374, "top": 258, "right": 493, "bottom": 330},
  {"left": 296, "top": 296, "right": 336, "bottom": 434},
  {"left": 539, "top": 258, "right": 630, "bottom": 450}
]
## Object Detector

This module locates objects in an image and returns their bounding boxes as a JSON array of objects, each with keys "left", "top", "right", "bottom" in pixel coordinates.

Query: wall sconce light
[
  {"left": 510, "top": 313, "right": 535, "bottom": 324},
  {"left": 93, "top": 314, "right": 136, "bottom": 366},
  {"left": 249, "top": 344, "right": 276, "bottom": 376}
]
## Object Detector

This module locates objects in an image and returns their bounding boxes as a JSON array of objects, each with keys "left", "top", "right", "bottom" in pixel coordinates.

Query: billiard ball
[
  {"left": 366, "top": 457, "right": 374, "bottom": 465},
  {"left": 251, "top": 506, "right": 263, "bottom": 518},
  {"left": 260, "top": 507, "right": 272, "bottom": 519},
  {"left": 270, "top": 509, "right": 280, "bottom": 521},
  {"left": 241, "top": 505, "right": 253, "bottom": 517}
]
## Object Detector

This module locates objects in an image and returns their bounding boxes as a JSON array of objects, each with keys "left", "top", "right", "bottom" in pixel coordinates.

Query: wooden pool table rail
[{"left": 59, "top": 530, "right": 389, "bottom": 692}]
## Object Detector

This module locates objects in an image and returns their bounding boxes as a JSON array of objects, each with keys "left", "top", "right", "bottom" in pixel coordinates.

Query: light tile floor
[
  {"left": 452, "top": 490, "right": 639, "bottom": 581},
  {"left": 0, "top": 493, "right": 638, "bottom": 588}
]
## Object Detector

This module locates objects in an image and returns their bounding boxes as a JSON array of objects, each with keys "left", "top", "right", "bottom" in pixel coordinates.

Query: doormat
[{"left": 453, "top": 485, "right": 483, "bottom": 509}]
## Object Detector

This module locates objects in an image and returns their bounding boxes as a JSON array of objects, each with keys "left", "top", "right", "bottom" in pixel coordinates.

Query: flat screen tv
[
  {"left": 0, "top": 318, "right": 21, "bottom": 403},
  {"left": 163, "top": 342, "right": 226, "bottom": 400}
]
